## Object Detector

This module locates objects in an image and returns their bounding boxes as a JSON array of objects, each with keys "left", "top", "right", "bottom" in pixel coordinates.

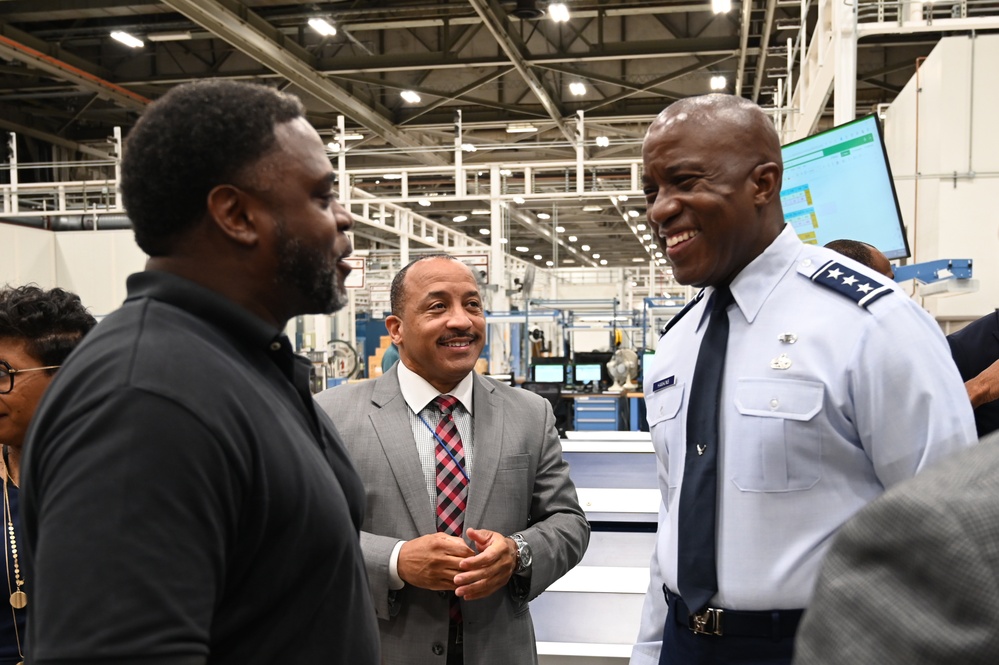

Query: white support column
[
  {"left": 576, "top": 110, "right": 585, "bottom": 194},
  {"left": 454, "top": 110, "right": 466, "bottom": 197},
  {"left": 832, "top": 0, "right": 858, "bottom": 126},
  {"left": 489, "top": 164, "right": 508, "bottom": 373}
]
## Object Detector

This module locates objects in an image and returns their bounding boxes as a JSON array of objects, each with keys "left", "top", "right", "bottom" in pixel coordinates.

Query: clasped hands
[{"left": 397, "top": 527, "right": 518, "bottom": 601}]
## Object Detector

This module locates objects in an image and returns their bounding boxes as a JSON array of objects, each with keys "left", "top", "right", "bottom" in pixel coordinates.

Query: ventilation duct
[{"left": 511, "top": 0, "right": 544, "bottom": 19}]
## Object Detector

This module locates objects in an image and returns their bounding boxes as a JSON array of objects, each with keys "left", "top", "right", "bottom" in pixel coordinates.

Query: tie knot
[
  {"left": 434, "top": 394, "right": 459, "bottom": 416},
  {"left": 711, "top": 286, "right": 734, "bottom": 313}
]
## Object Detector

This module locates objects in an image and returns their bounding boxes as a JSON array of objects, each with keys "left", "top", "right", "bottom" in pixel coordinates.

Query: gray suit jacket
[
  {"left": 315, "top": 367, "right": 590, "bottom": 665},
  {"left": 794, "top": 433, "right": 999, "bottom": 664}
]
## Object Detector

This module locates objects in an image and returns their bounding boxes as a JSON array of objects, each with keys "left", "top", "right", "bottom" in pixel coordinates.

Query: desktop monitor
[
  {"left": 532, "top": 363, "right": 566, "bottom": 383},
  {"left": 574, "top": 363, "right": 602, "bottom": 384},
  {"left": 522, "top": 381, "right": 569, "bottom": 437},
  {"left": 641, "top": 352, "right": 655, "bottom": 380},
  {"left": 573, "top": 351, "right": 613, "bottom": 385},
  {"left": 780, "top": 114, "right": 910, "bottom": 259}
]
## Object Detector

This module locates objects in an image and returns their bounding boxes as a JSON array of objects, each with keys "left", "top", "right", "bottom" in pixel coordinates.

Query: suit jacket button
[
  {"left": 438, "top": 591, "right": 448, "bottom": 599},
  {"left": 432, "top": 642, "right": 444, "bottom": 655}
]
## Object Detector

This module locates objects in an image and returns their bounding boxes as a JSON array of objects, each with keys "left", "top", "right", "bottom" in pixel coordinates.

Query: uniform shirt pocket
[
  {"left": 646, "top": 384, "right": 685, "bottom": 504},
  {"left": 732, "top": 378, "right": 824, "bottom": 492}
]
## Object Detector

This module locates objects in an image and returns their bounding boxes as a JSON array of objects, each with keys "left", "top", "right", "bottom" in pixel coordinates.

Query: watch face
[{"left": 516, "top": 536, "right": 533, "bottom": 572}]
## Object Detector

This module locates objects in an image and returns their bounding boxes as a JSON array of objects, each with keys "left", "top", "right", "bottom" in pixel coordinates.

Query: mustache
[{"left": 438, "top": 333, "right": 479, "bottom": 343}]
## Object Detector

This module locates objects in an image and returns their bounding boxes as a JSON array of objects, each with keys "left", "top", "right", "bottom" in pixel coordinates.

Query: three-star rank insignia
[{"left": 804, "top": 260, "right": 894, "bottom": 309}]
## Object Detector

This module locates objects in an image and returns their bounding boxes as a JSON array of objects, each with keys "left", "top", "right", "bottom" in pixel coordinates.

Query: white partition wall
[{"left": 884, "top": 33, "right": 999, "bottom": 318}]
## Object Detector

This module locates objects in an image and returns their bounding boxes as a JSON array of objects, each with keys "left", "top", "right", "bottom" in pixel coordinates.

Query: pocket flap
[
  {"left": 734, "top": 378, "right": 823, "bottom": 421},
  {"left": 645, "top": 383, "right": 685, "bottom": 427}
]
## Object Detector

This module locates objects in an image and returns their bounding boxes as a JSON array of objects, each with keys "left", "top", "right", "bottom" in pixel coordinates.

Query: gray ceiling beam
[
  {"left": 0, "top": 109, "right": 112, "bottom": 159},
  {"left": 751, "top": 0, "right": 778, "bottom": 103},
  {"left": 161, "top": 0, "right": 447, "bottom": 167},
  {"left": 467, "top": 0, "right": 578, "bottom": 149}
]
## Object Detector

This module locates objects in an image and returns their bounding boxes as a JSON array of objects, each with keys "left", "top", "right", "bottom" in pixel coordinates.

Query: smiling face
[
  {"left": 642, "top": 96, "right": 784, "bottom": 288},
  {"left": 245, "top": 117, "right": 354, "bottom": 316},
  {"left": 0, "top": 338, "right": 55, "bottom": 449},
  {"left": 386, "top": 258, "right": 486, "bottom": 393}
]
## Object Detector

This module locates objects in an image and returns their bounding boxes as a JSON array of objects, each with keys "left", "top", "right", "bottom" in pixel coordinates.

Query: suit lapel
[
  {"left": 465, "top": 374, "right": 503, "bottom": 529},
  {"left": 369, "top": 369, "right": 438, "bottom": 535}
]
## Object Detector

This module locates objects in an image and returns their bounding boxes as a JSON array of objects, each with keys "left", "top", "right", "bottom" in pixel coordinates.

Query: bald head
[{"left": 825, "top": 239, "right": 895, "bottom": 279}]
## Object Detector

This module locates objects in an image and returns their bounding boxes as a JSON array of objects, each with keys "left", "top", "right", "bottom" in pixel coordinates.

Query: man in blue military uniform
[{"left": 630, "top": 94, "right": 976, "bottom": 665}]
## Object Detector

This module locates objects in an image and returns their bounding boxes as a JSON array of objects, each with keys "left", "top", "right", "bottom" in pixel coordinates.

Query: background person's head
[
  {"left": 387, "top": 254, "right": 486, "bottom": 393},
  {"left": 0, "top": 285, "right": 96, "bottom": 449},
  {"left": 121, "top": 80, "right": 354, "bottom": 321},
  {"left": 824, "top": 239, "right": 895, "bottom": 280},
  {"left": 642, "top": 94, "right": 785, "bottom": 288}
]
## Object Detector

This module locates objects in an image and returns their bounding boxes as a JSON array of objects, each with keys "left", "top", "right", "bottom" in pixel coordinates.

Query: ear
[
  {"left": 385, "top": 314, "right": 404, "bottom": 347},
  {"left": 751, "top": 162, "right": 781, "bottom": 207},
  {"left": 206, "top": 184, "right": 260, "bottom": 247}
]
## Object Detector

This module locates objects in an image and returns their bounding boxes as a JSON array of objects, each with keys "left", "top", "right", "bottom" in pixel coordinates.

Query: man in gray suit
[
  {"left": 794, "top": 432, "right": 999, "bottom": 664},
  {"left": 316, "top": 253, "right": 590, "bottom": 665}
]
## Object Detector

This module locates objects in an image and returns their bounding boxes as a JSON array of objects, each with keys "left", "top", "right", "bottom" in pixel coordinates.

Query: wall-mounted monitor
[
  {"left": 780, "top": 114, "right": 910, "bottom": 260},
  {"left": 574, "top": 363, "right": 602, "bottom": 384}
]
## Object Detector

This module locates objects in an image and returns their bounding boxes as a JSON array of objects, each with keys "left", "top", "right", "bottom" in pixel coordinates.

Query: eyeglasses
[{"left": 0, "top": 360, "right": 61, "bottom": 395}]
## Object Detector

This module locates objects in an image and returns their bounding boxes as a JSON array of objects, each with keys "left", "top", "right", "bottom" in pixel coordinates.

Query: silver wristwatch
[{"left": 511, "top": 533, "right": 533, "bottom": 574}]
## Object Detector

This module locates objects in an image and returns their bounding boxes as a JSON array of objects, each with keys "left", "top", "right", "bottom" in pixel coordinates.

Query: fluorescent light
[
  {"left": 339, "top": 132, "right": 364, "bottom": 141},
  {"left": 533, "top": 254, "right": 543, "bottom": 260},
  {"left": 628, "top": 210, "right": 640, "bottom": 218},
  {"left": 592, "top": 253, "right": 600, "bottom": 259},
  {"left": 417, "top": 198, "right": 431, "bottom": 207},
  {"left": 655, "top": 251, "right": 663, "bottom": 258},
  {"left": 581, "top": 244, "right": 590, "bottom": 251},
  {"left": 500, "top": 237, "right": 508, "bottom": 244},
  {"left": 636, "top": 223, "right": 646, "bottom": 231},
  {"left": 643, "top": 234, "right": 652, "bottom": 240},
  {"left": 582, "top": 205, "right": 602, "bottom": 212},
  {"left": 516, "top": 246, "right": 530, "bottom": 252},
  {"left": 710, "top": 75, "right": 727, "bottom": 90},
  {"left": 382, "top": 173, "right": 402, "bottom": 180},
  {"left": 563, "top": 258, "right": 576, "bottom": 264},
  {"left": 401, "top": 90, "right": 421, "bottom": 104},
  {"left": 110, "top": 31, "right": 144, "bottom": 48},
  {"left": 549, "top": 2, "right": 570, "bottom": 22},
  {"left": 555, "top": 226, "right": 565, "bottom": 233},
  {"left": 618, "top": 194, "right": 629, "bottom": 201},
  {"left": 711, "top": 0, "right": 732, "bottom": 13},
  {"left": 632, "top": 258, "right": 645, "bottom": 262},
  {"left": 506, "top": 123, "right": 538, "bottom": 134},
  {"left": 568, "top": 235, "right": 577, "bottom": 242},
  {"left": 479, "top": 229, "right": 491, "bottom": 235},
  {"left": 500, "top": 169, "right": 513, "bottom": 176},
  {"left": 595, "top": 136, "right": 610, "bottom": 148},
  {"left": 147, "top": 31, "right": 191, "bottom": 42},
  {"left": 599, "top": 259, "right": 608, "bottom": 265},
  {"left": 569, "top": 82, "right": 587, "bottom": 96},
  {"left": 471, "top": 209, "right": 490, "bottom": 215},
  {"left": 308, "top": 18, "right": 337, "bottom": 37},
  {"left": 461, "top": 143, "right": 477, "bottom": 152},
  {"left": 513, "top": 196, "right": 526, "bottom": 204},
  {"left": 537, "top": 212, "right": 551, "bottom": 220},
  {"left": 452, "top": 215, "right": 468, "bottom": 222},
  {"left": 658, "top": 259, "right": 668, "bottom": 264},
  {"left": 326, "top": 141, "right": 341, "bottom": 153},
  {"left": 546, "top": 261, "right": 554, "bottom": 267}
]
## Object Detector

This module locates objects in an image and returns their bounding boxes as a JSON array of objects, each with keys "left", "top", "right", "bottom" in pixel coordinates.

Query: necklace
[{"left": 2, "top": 446, "right": 25, "bottom": 665}]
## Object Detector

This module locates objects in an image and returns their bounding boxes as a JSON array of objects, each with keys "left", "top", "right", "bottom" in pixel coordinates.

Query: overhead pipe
[{"left": 0, "top": 214, "right": 132, "bottom": 231}]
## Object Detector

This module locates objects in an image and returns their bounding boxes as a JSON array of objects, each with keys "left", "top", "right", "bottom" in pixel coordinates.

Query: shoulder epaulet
[
  {"left": 659, "top": 290, "right": 705, "bottom": 338},
  {"left": 801, "top": 259, "right": 894, "bottom": 309}
]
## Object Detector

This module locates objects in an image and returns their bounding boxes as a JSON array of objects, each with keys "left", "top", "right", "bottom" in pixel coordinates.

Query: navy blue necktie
[{"left": 676, "top": 286, "right": 733, "bottom": 616}]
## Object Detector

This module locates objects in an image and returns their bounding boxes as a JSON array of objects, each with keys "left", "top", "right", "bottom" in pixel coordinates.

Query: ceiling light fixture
[
  {"left": 632, "top": 258, "right": 645, "bottom": 262},
  {"left": 628, "top": 210, "right": 640, "bottom": 218},
  {"left": 582, "top": 205, "right": 602, "bottom": 212},
  {"left": 618, "top": 194, "right": 629, "bottom": 202},
  {"left": 637, "top": 223, "right": 647, "bottom": 231},
  {"left": 513, "top": 196, "right": 526, "bottom": 204},
  {"left": 568, "top": 235, "right": 577, "bottom": 242},
  {"left": 592, "top": 253, "right": 600, "bottom": 259},
  {"left": 500, "top": 238, "right": 508, "bottom": 244},
  {"left": 516, "top": 246, "right": 530, "bottom": 252},
  {"left": 569, "top": 82, "right": 587, "bottom": 96},
  {"left": 710, "top": 75, "right": 727, "bottom": 91},
  {"left": 147, "top": 31, "right": 192, "bottom": 42},
  {"left": 555, "top": 226, "right": 565, "bottom": 233},
  {"left": 453, "top": 215, "right": 468, "bottom": 222},
  {"left": 417, "top": 198, "right": 431, "bottom": 207},
  {"left": 326, "top": 141, "right": 341, "bottom": 153},
  {"left": 461, "top": 143, "right": 477, "bottom": 152},
  {"left": 479, "top": 229, "right": 491, "bottom": 235},
  {"left": 382, "top": 173, "right": 402, "bottom": 180},
  {"left": 471, "top": 209, "right": 490, "bottom": 215},
  {"left": 533, "top": 254, "right": 543, "bottom": 260},
  {"left": 549, "top": 2, "right": 571, "bottom": 22},
  {"left": 500, "top": 169, "right": 513, "bottom": 176},
  {"left": 711, "top": 0, "right": 732, "bottom": 13},
  {"left": 537, "top": 212, "right": 551, "bottom": 220},
  {"left": 546, "top": 260, "right": 554, "bottom": 267},
  {"left": 506, "top": 123, "right": 538, "bottom": 134},
  {"left": 110, "top": 31, "right": 144, "bottom": 48},
  {"left": 595, "top": 136, "right": 610, "bottom": 148},
  {"left": 308, "top": 18, "right": 337, "bottom": 37},
  {"left": 599, "top": 259, "right": 608, "bottom": 265},
  {"left": 339, "top": 132, "right": 364, "bottom": 141},
  {"left": 400, "top": 90, "right": 422, "bottom": 104},
  {"left": 581, "top": 244, "right": 591, "bottom": 251}
]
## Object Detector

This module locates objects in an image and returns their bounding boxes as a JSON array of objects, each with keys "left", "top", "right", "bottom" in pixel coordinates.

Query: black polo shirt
[{"left": 22, "top": 271, "right": 379, "bottom": 665}]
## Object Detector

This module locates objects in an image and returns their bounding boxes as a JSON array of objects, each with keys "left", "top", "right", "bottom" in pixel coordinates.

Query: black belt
[{"left": 666, "top": 587, "right": 803, "bottom": 639}]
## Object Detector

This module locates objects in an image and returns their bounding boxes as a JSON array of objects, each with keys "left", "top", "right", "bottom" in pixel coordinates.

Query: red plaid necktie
[{"left": 433, "top": 394, "right": 468, "bottom": 626}]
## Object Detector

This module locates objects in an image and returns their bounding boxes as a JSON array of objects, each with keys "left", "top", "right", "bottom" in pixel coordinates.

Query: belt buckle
[{"left": 691, "top": 608, "right": 723, "bottom": 636}]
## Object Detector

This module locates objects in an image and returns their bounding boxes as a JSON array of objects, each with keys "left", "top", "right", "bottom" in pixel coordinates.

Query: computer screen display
[
  {"left": 780, "top": 114, "right": 910, "bottom": 259},
  {"left": 641, "top": 352, "right": 655, "bottom": 379},
  {"left": 532, "top": 364, "right": 565, "bottom": 383},
  {"left": 574, "top": 363, "right": 602, "bottom": 384}
]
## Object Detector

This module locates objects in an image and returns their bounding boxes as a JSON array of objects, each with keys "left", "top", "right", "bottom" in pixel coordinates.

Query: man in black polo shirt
[{"left": 21, "top": 81, "right": 379, "bottom": 665}]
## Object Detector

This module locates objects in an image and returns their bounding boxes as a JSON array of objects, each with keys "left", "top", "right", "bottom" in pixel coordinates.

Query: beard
[{"left": 274, "top": 220, "right": 348, "bottom": 315}]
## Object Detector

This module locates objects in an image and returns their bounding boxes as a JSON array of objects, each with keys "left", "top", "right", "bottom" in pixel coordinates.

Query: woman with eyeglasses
[{"left": 0, "top": 285, "right": 95, "bottom": 665}]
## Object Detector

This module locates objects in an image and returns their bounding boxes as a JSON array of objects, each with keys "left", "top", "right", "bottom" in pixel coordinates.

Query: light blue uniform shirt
[{"left": 631, "top": 225, "right": 977, "bottom": 665}]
